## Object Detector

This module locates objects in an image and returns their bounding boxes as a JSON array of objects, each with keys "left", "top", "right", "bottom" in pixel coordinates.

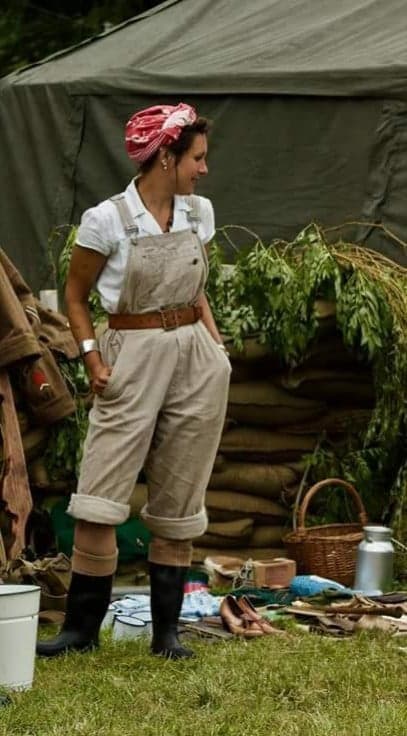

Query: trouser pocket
[{"left": 98, "top": 330, "right": 128, "bottom": 401}]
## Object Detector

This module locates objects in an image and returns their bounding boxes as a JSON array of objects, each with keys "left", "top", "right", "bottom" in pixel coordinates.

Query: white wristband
[{"left": 79, "top": 338, "right": 100, "bottom": 356}]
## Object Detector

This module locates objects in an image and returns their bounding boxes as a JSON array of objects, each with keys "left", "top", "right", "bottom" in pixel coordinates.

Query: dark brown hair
[{"left": 139, "top": 116, "right": 210, "bottom": 174}]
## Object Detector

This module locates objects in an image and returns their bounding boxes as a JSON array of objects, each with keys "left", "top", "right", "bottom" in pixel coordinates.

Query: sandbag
[
  {"left": 279, "top": 368, "right": 375, "bottom": 405},
  {"left": 219, "top": 426, "right": 318, "bottom": 462},
  {"left": 192, "top": 545, "right": 287, "bottom": 563},
  {"left": 205, "top": 490, "right": 288, "bottom": 521},
  {"left": 230, "top": 359, "right": 269, "bottom": 384},
  {"left": 212, "top": 454, "right": 227, "bottom": 472},
  {"left": 199, "top": 534, "right": 250, "bottom": 549},
  {"left": 299, "top": 335, "right": 366, "bottom": 371},
  {"left": 226, "top": 337, "right": 277, "bottom": 363},
  {"left": 313, "top": 299, "right": 337, "bottom": 337},
  {"left": 314, "top": 299, "right": 336, "bottom": 319},
  {"left": 227, "top": 381, "right": 325, "bottom": 427},
  {"left": 283, "top": 408, "right": 372, "bottom": 436},
  {"left": 248, "top": 525, "right": 287, "bottom": 548},
  {"left": 209, "top": 460, "right": 303, "bottom": 498},
  {"left": 280, "top": 484, "right": 300, "bottom": 506},
  {"left": 206, "top": 509, "right": 283, "bottom": 523},
  {"left": 200, "top": 518, "right": 254, "bottom": 548},
  {"left": 222, "top": 417, "right": 237, "bottom": 435},
  {"left": 207, "top": 518, "right": 254, "bottom": 539}
]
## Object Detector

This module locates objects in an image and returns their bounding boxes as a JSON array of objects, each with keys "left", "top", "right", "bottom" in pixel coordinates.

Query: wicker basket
[{"left": 283, "top": 478, "right": 368, "bottom": 586}]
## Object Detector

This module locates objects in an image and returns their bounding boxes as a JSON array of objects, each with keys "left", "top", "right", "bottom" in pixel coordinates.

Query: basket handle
[{"left": 296, "top": 477, "right": 369, "bottom": 533}]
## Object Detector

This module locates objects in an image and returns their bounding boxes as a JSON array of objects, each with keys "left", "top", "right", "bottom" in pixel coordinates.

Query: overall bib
[{"left": 68, "top": 195, "right": 231, "bottom": 543}]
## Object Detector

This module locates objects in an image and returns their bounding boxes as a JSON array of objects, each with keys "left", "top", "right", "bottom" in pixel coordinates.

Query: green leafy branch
[
  {"left": 44, "top": 225, "right": 107, "bottom": 480},
  {"left": 207, "top": 222, "right": 407, "bottom": 531}
]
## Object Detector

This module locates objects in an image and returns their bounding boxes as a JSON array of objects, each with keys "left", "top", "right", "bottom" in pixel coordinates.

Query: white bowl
[{"left": 112, "top": 615, "right": 151, "bottom": 641}]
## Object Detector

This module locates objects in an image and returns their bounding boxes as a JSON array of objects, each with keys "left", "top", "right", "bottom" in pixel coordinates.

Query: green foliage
[
  {"left": 56, "top": 224, "right": 78, "bottom": 291},
  {"left": 304, "top": 443, "right": 401, "bottom": 523},
  {"left": 336, "top": 270, "right": 391, "bottom": 358},
  {"left": 209, "top": 227, "right": 343, "bottom": 362},
  {"left": 45, "top": 224, "right": 106, "bottom": 481},
  {"left": 44, "top": 359, "right": 90, "bottom": 480},
  {"left": 207, "top": 223, "right": 407, "bottom": 532}
]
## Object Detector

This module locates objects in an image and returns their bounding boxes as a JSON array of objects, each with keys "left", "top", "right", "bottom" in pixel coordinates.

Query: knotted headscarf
[{"left": 125, "top": 103, "right": 197, "bottom": 163}]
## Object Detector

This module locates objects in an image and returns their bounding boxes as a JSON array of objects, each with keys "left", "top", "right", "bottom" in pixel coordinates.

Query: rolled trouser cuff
[
  {"left": 67, "top": 494, "right": 130, "bottom": 525},
  {"left": 72, "top": 546, "right": 119, "bottom": 576},
  {"left": 148, "top": 537, "right": 193, "bottom": 566},
  {"left": 140, "top": 505, "right": 208, "bottom": 540}
]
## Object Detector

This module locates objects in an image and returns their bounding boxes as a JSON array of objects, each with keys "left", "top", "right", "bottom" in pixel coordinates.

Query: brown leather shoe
[
  {"left": 220, "top": 595, "right": 264, "bottom": 638},
  {"left": 237, "top": 595, "right": 286, "bottom": 636}
]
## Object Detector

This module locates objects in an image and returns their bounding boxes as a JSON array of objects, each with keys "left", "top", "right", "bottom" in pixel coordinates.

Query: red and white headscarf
[{"left": 125, "top": 103, "right": 197, "bottom": 163}]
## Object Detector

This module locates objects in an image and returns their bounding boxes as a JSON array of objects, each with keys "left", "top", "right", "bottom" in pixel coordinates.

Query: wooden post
[{"left": 0, "top": 369, "right": 32, "bottom": 558}]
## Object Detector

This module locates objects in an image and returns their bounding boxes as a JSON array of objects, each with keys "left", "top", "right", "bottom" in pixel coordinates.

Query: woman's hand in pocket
[
  {"left": 91, "top": 364, "right": 112, "bottom": 395},
  {"left": 83, "top": 353, "right": 112, "bottom": 395}
]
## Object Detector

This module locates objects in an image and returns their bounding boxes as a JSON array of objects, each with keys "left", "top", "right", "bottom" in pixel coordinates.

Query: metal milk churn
[{"left": 354, "top": 526, "right": 394, "bottom": 594}]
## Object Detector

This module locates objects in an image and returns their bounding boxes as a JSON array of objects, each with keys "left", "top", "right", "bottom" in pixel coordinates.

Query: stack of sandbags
[
  {"left": 193, "top": 302, "right": 374, "bottom": 564},
  {"left": 195, "top": 435, "right": 309, "bottom": 563}
]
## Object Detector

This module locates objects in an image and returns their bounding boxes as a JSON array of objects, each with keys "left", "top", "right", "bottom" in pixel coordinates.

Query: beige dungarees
[{"left": 68, "top": 195, "right": 231, "bottom": 540}]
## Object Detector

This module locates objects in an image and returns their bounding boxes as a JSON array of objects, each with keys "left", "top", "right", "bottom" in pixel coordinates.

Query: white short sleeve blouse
[{"left": 76, "top": 178, "right": 215, "bottom": 313}]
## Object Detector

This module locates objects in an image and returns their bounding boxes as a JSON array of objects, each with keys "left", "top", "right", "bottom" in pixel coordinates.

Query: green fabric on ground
[{"left": 232, "top": 586, "right": 296, "bottom": 606}]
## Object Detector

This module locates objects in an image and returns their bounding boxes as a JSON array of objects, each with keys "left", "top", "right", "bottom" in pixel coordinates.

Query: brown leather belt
[{"left": 108, "top": 305, "right": 203, "bottom": 331}]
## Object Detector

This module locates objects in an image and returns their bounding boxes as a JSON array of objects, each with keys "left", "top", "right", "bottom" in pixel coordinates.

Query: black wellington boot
[
  {"left": 36, "top": 571, "right": 113, "bottom": 657},
  {"left": 149, "top": 562, "right": 194, "bottom": 660}
]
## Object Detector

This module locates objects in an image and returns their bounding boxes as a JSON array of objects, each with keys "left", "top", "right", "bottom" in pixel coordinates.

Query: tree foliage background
[{"left": 0, "top": 0, "right": 163, "bottom": 77}]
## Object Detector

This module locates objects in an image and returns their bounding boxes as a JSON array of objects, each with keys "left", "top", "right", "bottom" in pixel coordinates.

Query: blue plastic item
[{"left": 289, "top": 575, "right": 355, "bottom": 597}]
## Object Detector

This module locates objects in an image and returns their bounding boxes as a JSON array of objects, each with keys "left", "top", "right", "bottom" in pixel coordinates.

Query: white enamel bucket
[
  {"left": 0, "top": 585, "right": 41, "bottom": 690},
  {"left": 112, "top": 614, "right": 151, "bottom": 641}
]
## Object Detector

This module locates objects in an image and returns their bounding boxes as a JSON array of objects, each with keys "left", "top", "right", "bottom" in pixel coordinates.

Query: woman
[{"left": 37, "top": 103, "right": 231, "bottom": 660}]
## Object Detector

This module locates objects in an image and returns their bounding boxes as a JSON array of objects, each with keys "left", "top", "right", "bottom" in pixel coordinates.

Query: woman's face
[{"left": 174, "top": 133, "right": 208, "bottom": 195}]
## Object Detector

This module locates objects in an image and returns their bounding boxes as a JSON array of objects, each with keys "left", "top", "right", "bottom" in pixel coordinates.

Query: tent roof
[{"left": 3, "top": 0, "right": 407, "bottom": 98}]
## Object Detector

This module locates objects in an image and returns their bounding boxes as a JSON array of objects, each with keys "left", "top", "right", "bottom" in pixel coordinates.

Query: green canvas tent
[{"left": 1, "top": 0, "right": 407, "bottom": 292}]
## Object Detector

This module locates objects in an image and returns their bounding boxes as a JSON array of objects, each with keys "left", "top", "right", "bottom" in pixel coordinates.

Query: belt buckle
[{"left": 160, "top": 307, "right": 179, "bottom": 331}]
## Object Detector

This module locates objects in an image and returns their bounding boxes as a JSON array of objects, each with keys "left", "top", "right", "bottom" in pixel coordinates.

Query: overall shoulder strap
[
  {"left": 110, "top": 194, "right": 139, "bottom": 241},
  {"left": 184, "top": 195, "right": 202, "bottom": 234}
]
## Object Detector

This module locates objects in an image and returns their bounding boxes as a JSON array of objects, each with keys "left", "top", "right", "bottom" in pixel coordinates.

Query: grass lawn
[{"left": 0, "top": 629, "right": 406, "bottom": 736}]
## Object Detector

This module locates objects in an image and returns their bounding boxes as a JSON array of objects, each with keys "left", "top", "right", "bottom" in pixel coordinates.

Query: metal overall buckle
[{"left": 159, "top": 307, "right": 179, "bottom": 331}]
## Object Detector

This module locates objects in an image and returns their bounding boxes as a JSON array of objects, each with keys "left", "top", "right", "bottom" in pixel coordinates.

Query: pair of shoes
[
  {"left": 220, "top": 595, "right": 263, "bottom": 637},
  {"left": 220, "top": 595, "right": 286, "bottom": 638},
  {"left": 237, "top": 595, "right": 286, "bottom": 635}
]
